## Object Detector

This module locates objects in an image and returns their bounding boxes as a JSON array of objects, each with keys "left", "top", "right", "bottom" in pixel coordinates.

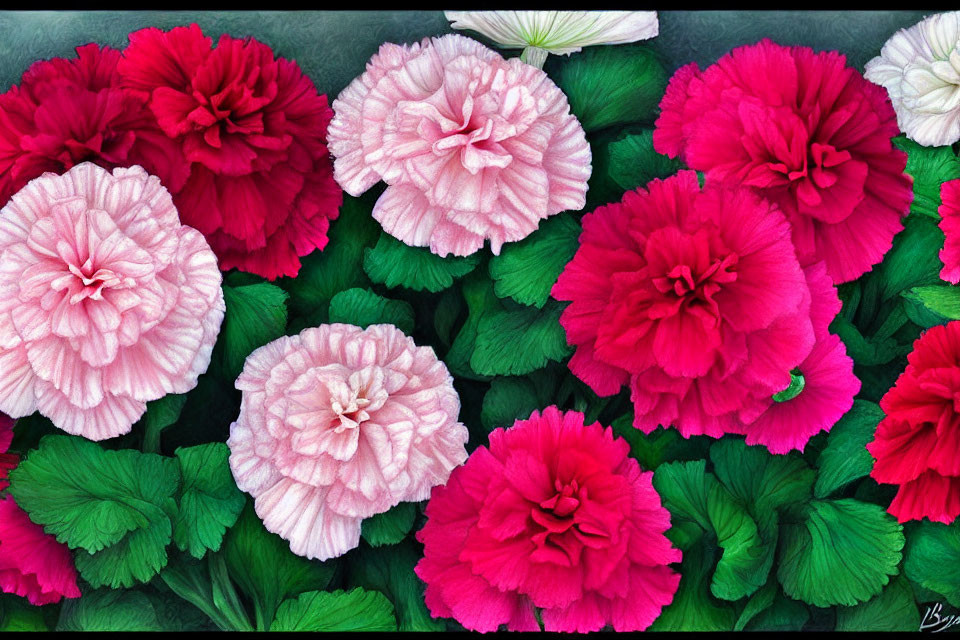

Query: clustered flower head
[
  {"left": 655, "top": 39, "right": 913, "bottom": 284},
  {"left": 868, "top": 321, "right": 960, "bottom": 525},
  {"left": 865, "top": 11, "right": 960, "bottom": 148},
  {"left": 0, "top": 163, "right": 224, "bottom": 440},
  {"left": 227, "top": 323, "right": 469, "bottom": 562},
  {"left": 0, "top": 43, "right": 188, "bottom": 207},
  {"left": 327, "top": 34, "right": 591, "bottom": 258},
  {"left": 415, "top": 406, "right": 681, "bottom": 633},
  {"left": 0, "top": 416, "right": 80, "bottom": 606},
  {"left": 117, "top": 24, "right": 343, "bottom": 280},
  {"left": 553, "top": 170, "right": 826, "bottom": 444}
]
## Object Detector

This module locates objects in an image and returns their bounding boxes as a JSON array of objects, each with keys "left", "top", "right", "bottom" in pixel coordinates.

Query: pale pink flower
[
  {"left": 327, "top": 34, "right": 591, "bottom": 257},
  {"left": 0, "top": 163, "right": 225, "bottom": 441},
  {"left": 227, "top": 323, "right": 469, "bottom": 561}
]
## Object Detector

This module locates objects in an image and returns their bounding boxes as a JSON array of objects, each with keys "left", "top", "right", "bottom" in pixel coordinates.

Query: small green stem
[
  {"left": 208, "top": 553, "right": 255, "bottom": 632},
  {"left": 520, "top": 46, "right": 548, "bottom": 68}
]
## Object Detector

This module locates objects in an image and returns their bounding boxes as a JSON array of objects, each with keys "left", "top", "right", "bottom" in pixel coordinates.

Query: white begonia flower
[
  {"left": 444, "top": 10, "right": 659, "bottom": 68},
  {"left": 865, "top": 11, "right": 960, "bottom": 147}
]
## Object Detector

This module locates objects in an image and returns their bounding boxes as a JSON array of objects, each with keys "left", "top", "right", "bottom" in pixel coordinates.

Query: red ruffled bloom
[
  {"left": 0, "top": 43, "right": 188, "bottom": 206},
  {"left": 415, "top": 406, "right": 681, "bottom": 633},
  {"left": 0, "top": 416, "right": 80, "bottom": 605},
  {"left": 868, "top": 322, "right": 960, "bottom": 525},
  {"left": 117, "top": 24, "right": 342, "bottom": 280},
  {"left": 939, "top": 179, "right": 960, "bottom": 284},
  {"left": 552, "top": 171, "right": 816, "bottom": 440},
  {"left": 654, "top": 39, "right": 912, "bottom": 284}
]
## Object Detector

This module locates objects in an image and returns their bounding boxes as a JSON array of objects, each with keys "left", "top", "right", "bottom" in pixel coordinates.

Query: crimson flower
[
  {"left": 416, "top": 406, "right": 681, "bottom": 633},
  {"left": 654, "top": 39, "right": 912, "bottom": 284},
  {"left": 118, "top": 24, "right": 342, "bottom": 279}
]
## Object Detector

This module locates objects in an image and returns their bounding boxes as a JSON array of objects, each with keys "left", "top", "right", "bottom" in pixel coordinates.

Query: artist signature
[{"left": 920, "top": 603, "right": 960, "bottom": 632}]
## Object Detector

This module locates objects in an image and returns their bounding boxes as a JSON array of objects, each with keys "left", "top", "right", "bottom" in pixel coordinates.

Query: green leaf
[
  {"left": 271, "top": 589, "right": 397, "bottom": 632},
  {"left": 607, "top": 128, "right": 684, "bottom": 191},
  {"left": 873, "top": 214, "right": 945, "bottom": 302},
  {"left": 221, "top": 282, "right": 289, "bottom": 380},
  {"left": 173, "top": 444, "right": 245, "bottom": 559},
  {"left": 347, "top": 540, "right": 445, "bottom": 632},
  {"left": 777, "top": 499, "right": 904, "bottom": 607},
  {"left": 653, "top": 460, "right": 768, "bottom": 601},
  {"left": 836, "top": 576, "right": 920, "bottom": 632},
  {"left": 73, "top": 512, "right": 175, "bottom": 588},
  {"left": 433, "top": 288, "right": 464, "bottom": 347},
  {"left": 831, "top": 314, "right": 911, "bottom": 366},
  {"left": 649, "top": 539, "right": 736, "bottom": 631},
  {"left": 57, "top": 590, "right": 163, "bottom": 632},
  {"left": 710, "top": 438, "right": 815, "bottom": 516},
  {"left": 488, "top": 214, "right": 580, "bottom": 309},
  {"left": 892, "top": 136, "right": 960, "bottom": 219},
  {"left": 444, "top": 273, "right": 501, "bottom": 381},
  {"left": 815, "top": 400, "right": 885, "bottom": 498},
  {"left": 360, "top": 502, "right": 417, "bottom": 548},
  {"left": 734, "top": 580, "right": 778, "bottom": 631},
  {"left": 280, "top": 194, "right": 381, "bottom": 318},
  {"left": 363, "top": 232, "right": 480, "bottom": 292},
  {"left": 0, "top": 595, "right": 48, "bottom": 631},
  {"left": 8, "top": 435, "right": 179, "bottom": 553},
  {"left": 328, "top": 287, "right": 415, "bottom": 334},
  {"left": 223, "top": 501, "right": 337, "bottom": 631},
  {"left": 902, "top": 284, "right": 960, "bottom": 320},
  {"left": 138, "top": 393, "right": 188, "bottom": 454},
  {"left": 480, "top": 369, "right": 557, "bottom": 431},
  {"left": 551, "top": 43, "right": 668, "bottom": 132},
  {"left": 610, "top": 418, "right": 700, "bottom": 471},
  {"left": 903, "top": 520, "right": 960, "bottom": 608},
  {"left": 744, "top": 593, "right": 810, "bottom": 631},
  {"left": 470, "top": 299, "right": 572, "bottom": 376}
]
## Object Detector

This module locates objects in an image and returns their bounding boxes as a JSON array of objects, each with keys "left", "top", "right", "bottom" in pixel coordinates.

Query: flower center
[
  {"left": 527, "top": 478, "right": 611, "bottom": 567},
  {"left": 650, "top": 253, "right": 739, "bottom": 326},
  {"left": 330, "top": 393, "right": 371, "bottom": 432}
]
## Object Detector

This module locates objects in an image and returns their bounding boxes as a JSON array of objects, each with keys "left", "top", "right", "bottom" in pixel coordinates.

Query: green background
[{"left": 0, "top": 10, "right": 933, "bottom": 97}]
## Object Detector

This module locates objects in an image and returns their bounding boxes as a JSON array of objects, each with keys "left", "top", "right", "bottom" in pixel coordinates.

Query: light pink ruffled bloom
[
  {"left": 0, "top": 163, "right": 224, "bottom": 440},
  {"left": 227, "top": 323, "right": 469, "bottom": 561},
  {"left": 327, "top": 34, "right": 591, "bottom": 257}
]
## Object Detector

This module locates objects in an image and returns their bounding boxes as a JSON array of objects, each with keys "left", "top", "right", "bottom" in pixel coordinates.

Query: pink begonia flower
[
  {"left": 227, "top": 323, "right": 469, "bottom": 561},
  {"left": 0, "top": 163, "right": 225, "bottom": 441},
  {"left": 939, "top": 179, "right": 960, "bottom": 284},
  {"left": 0, "top": 495, "right": 81, "bottom": 606},
  {"left": 415, "top": 406, "right": 681, "bottom": 633},
  {"left": 327, "top": 34, "right": 591, "bottom": 257}
]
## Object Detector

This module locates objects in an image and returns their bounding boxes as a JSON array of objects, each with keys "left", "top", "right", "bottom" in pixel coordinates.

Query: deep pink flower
[
  {"left": 0, "top": 413, "right": 15, "bottom": 491},
  {"left": 731, "top": 262, "right": 860, "bottom": 453},
  {"left": 0, "top": 163, "right": 225, "bottom": 440},
  {"left": 415, "top": 406, "right": 681, "bottom": 633},
  {"left": 0, "top": 43, "right": 188, "bottom": 207},
  {"left": 868, "top": 322, "right": 960, "bottom": 524},
  {"left": 654, "top": 39, "right": 912, "bottom": 284},
  {"left": 552, "top": 170, "right": 815, "bottom": 439},
  {"left": 939, "top": 179, "right": 960, "bottom": 284},
  {"left": 228, "top": 323, "right": 468, "bottom": 561},
  {"left": 118, "top": 24, "right": 343, "bottom": 280},
  {"left": 0, "top": 495, "right": 80, "bottom": 605},
  {"left": 327, "top": 34, "right": 591, "bottom": 257}
]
